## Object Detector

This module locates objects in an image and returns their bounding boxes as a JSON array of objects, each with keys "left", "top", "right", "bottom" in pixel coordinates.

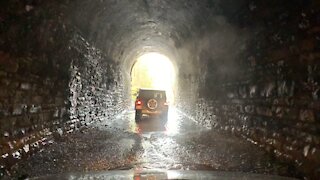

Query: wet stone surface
[{"left": 9, "top": 108, "right": 299, "bottom": 179}]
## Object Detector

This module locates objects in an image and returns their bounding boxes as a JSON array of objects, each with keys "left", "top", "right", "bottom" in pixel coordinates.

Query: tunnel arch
[
  {"left": 2, "top": 0, "right": 319, "bottom": 178},
  {"left": 66, "top": 0, "right": 207, "bottom": 80}
]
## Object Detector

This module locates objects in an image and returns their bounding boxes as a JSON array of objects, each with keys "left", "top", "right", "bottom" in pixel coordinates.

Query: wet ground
[{"left": 10, "top": 107, "right": 298, "bottom": 179}]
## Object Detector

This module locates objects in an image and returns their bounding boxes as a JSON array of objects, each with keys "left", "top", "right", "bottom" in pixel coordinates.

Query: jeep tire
[
  {"left": 135, "top": 110, "right": 142, "bottom": 123},
  {"left": 161, "top": 110, "right": 168, "bottom": 122}
]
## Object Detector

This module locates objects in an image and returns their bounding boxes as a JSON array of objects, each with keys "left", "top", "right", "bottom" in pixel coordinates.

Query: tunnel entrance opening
[{"left": 130, "top": 52, "right": 176, "bottom": 104}]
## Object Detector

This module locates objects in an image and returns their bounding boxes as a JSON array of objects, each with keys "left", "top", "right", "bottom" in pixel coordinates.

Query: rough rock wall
[
  {"left": 0, "top": 1, "right": 126, "bottom": 175},
  {"left": 68, "top": 34, "right": 127, "bottom": 132},
  {"left": 196, "top": 1, "right": 320, "bottom": 178},
  {"left": 0, "top": 1, "right": 70, "bottom": 173},
  {"left": 176, "top": 72, "right": 199, "bottom": 118}
]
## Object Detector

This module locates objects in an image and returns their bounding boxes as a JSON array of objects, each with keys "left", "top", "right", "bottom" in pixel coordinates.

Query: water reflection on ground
[
  {"left": 10, "top": 106, "right": 300, "bottom": 179},
  {"left": 129, "top": 107, "right": 182, "bottom": 135},
  {"left": 132, "top": 107, "right": 180, "bottom": 135}
]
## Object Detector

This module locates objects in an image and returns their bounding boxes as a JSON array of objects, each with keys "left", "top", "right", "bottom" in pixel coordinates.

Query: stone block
[
  {"left": 0, "top": 70, "right": 7, "bottom": 77},
  {"left": 0, "top": 78, "right": 10, "bottom": 86},
  {"left": 20, "top": 83, "right": 31, "bottom": 90},
  {"left": 12, "top": 105, "right": 24, "bottom": 116},
  {"left": 31, "top": 96, "right": 44, "bottom": 104},
  {"left": 301, "top": 38, "right": 316, "bottom": 51},
  {"left": 299, "top": 109, "right": 315, "bottom": 122},
  {"left": 0, "top": 52, "right": 19, "bottom": 73},
  {"left": 55, "top": 97, "right": 64, "bottom": 105},
  {"left": 0, "top": 89, "right": 8, "bottom": 97},
  {"left": 29, "top": 105, "right": 41, "bottom": 114}
]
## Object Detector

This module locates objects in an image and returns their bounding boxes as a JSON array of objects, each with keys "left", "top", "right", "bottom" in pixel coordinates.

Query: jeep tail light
[{"left": 136, "top": 100, "right": 142, "bottom": 105}]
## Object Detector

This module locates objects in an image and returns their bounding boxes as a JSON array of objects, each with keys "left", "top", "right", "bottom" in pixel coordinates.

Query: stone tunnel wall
[
  {"left": 0, "top": 1, "right": 127, "bottom": 175},
  {"left": 68, "top": 34, "right": 127, "bottom": 132},
  {"left": 194, "top": 1, "right": 320, "bottom": 178}
]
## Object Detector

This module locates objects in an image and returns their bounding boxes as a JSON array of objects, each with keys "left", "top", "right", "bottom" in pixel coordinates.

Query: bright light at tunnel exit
[{"left": 131, "top": 52, "right": 176, "bottom": 103}]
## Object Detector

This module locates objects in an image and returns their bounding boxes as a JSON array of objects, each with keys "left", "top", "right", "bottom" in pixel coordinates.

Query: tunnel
[{"left": 0, "top": 0, "right": 320, "bottom": 179}]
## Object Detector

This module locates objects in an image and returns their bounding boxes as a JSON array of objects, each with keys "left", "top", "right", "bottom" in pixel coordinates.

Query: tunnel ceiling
[{"left": 67, "top": 0, "right": 247, "bottom": 71}]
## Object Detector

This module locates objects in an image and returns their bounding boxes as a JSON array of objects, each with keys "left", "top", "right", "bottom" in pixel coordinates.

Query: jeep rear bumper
[{"left": 141, "top": 109, "right": 162, "bottom": 115}]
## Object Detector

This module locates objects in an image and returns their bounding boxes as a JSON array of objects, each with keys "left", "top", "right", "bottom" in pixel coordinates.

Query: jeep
[{"left": 134, "top": 89, "right": 169, "bottom": 122}]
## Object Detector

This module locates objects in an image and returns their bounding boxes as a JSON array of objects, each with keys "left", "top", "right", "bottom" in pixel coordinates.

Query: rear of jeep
[{"left": 134, "top": 89, "right": 169, "bottom": 122}]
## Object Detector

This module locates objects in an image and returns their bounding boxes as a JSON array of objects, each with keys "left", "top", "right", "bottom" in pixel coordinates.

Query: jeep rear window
[{"left": 139, "top": 90, "right": 166, "bottom": 99}]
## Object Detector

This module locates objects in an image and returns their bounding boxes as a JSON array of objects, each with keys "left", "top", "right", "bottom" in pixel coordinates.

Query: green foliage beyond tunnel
[{"left": 131, "top": 64, "right": 153, "bottom": 99}]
